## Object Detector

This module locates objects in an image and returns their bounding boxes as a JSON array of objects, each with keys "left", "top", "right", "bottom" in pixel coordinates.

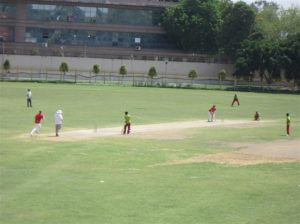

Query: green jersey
[
  {"left": 125, "top": 114, "right": 131, "bottom": 124},
  {"left": 287, "top": 116, "right": 291, "bottom": 125}
]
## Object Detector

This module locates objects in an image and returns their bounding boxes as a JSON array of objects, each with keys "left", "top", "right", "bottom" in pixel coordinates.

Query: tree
[
  {"left": 93, "top": 64, "right": 100, "bottom": 75},
  {"left": 252, "top": 2, "right": 300, "bottom": 41},
  {"left": 59, "top": 62, "right": 68, "bottom": 80},
  {"left": 235, "top": 36, "right": 282, "bottom": 84},
  {"left": 162, "top": 0, "right": 220, "bottom": 52},
  {"left": 280, "top": 33, "right": 300, "bottom": 87},
  {"left": 188, "top": 69, "right": 197, "bottom": 85},
  {"left": 218, "top": 69, "right": 226, "bottom": 88},
  {"left": 119, "top": 65, "right": 127, "bottom": 84},
  {"left": 148, "top": 66, "right": 158, "bottom": 85},
  {"left": 219, "top": 1, "right": 256, "bottom": 58},
  {"left": 3, "top": 59, "right": 10, "bottom": 73},
  {"left": 252, "top": 1, "right": 281, "bottom": 40}
]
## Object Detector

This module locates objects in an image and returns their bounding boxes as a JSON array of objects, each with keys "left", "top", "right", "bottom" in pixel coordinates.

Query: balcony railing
[
  {"left": 30, "top": 0, "right": 176, "bottom": 8},
  {"left": 0, "top": 42, "right": 232, "bottom": 64}
]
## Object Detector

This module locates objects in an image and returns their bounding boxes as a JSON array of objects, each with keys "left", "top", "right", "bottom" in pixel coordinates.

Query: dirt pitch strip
[
  {"left": 35, "top": 119, "right": 272, "bottom": 141},
  {"left": 22, "top": 119, "right": 300, "bottom": 165},
  {"left": 165, "top": 139, "right": 300, "bottom": 166}
]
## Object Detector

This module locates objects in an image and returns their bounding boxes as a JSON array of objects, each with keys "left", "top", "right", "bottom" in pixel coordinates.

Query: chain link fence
[{"left": 1, "top": 71, "right": 298, "bottom": 93}]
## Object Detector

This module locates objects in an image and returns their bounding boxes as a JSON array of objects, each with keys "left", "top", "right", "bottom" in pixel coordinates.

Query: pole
[
  {"left": 131, "top": 55, "right": 134, "bottom": 86},
  {"left": 1, "top": 40, "right": 4, "bottom": 74},
  {"left": 164, "top": 60, "right": 168, "bottom": 86}
]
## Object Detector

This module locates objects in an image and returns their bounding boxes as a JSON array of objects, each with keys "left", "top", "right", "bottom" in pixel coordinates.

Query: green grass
[{"left": 0, "top": 82, "right": 300, "bottom": 224}]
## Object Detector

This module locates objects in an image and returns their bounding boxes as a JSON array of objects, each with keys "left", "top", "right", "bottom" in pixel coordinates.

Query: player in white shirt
[
  {"left": 54, "top": 110, "right": 63, "bottom": 136},
  {"left": 27, "top": 89, "right": 32, "bottom": 107}
]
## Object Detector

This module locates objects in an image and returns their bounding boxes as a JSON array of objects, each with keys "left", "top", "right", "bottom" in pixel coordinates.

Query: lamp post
[
  {"left": 85, "top": 34, "right": 91, "bottom": 58},
  {"left": 164, "top": 58, "right": 168, "bottom": 85},
  {"left": 0, "top": 36, "right": 5, "bottom": 74},
  {"left": 130, "top": 54, "right": 134, "bottom": 85},
  {"left": 60, "top": 46, "right": 64, "bottom": 57}
]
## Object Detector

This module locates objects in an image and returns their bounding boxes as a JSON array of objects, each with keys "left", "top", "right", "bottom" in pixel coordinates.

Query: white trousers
[
  {"left": 208, "top": 112, "right": 215, "bottom": 122},
  {"left": 31, "top": 123, "right": 42, "bottom": 135}
]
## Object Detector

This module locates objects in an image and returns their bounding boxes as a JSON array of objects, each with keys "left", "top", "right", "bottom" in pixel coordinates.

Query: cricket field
[{"left": 0, "top": 82, "right": 299, "bottom": 224}]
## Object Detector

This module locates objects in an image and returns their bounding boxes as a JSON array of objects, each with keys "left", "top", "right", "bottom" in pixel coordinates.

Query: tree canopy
[
  {"left": 234, "top": 33, "right": 300, "bottom": 84},
  {"left": 162, "top": 0, "right": 220, "bottom": 53},
  {"left": 162, "top": 0, "right": 299, "bottom": 85}
]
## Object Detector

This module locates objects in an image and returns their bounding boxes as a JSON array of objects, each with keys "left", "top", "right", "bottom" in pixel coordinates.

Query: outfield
[{"left": 0, "top": 82, "right": 300, "bottom": 224}]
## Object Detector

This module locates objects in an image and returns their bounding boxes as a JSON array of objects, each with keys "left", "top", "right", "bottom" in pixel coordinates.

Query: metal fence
[
  {"left": 0, "top": 42, "right": 231, "bottom": 64},
  {"left": 1, "top": 72, "right": 298, "bottom": 93}
]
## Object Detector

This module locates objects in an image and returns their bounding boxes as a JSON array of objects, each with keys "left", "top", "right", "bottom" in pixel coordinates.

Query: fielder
[
  {"left": 30, "top": 111, "right": 44, "bottom": 136},
  {"left": 123, "top": 111, "right": 131, "bottom": 134},
  {"left": 27, "top": 89, "right": 32, "bottom": 107},
  {"left": 286, "top": 113, "right": 291, "bottom": 136},
  {"left": 208, "top": 105, "right": 216, "bottom": 122},
  {"left": 254, "top": 111, "right": 260, "bottom": 121},
  {"left": 231, "top": 94, "right": 240, "bottom": 106}
]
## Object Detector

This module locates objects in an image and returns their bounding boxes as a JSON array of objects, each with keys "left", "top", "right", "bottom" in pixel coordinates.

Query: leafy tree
[
  {"left": 162, "top": 0, "right": 220, "bottom": 52},
  {"left": 3, "top": 59, "right": 10, "bottom": 73},
  {"left": 188, "top": 69, "right": 197, "bottom": 85},
  {"left": 148, "top": 66, "right": 158, "bottom": 85},
  {"left": 252, "top": 1, "right": 281, "bottom": 40},
  {"left": 93, "top": 64, "right": 100, "bottom": 75},
  {"left": 218, "top": 69, "right": 226, "bottom": 88},
  {"left": 280, "top": 7, "right": 300, "bottom": 38},
  {"left": 59, "top": 62, "right": 69, "bottom": 80},
  {"left": 235, "top": 36, "right": 283, "bottom": 84},
  {"left": 219, "top": 1, "right": 256, "bottom": 58},
  {"left": 280, "top": 33, "right": 300, "bottom": 87},
  {"left": 119, "top": 65, "right": 127, "bottom": 76},
  {"left": 119, "top": 65, "right": 127, "bottom": 84},
  {"left": 252, "top": 2, "right": 300, "bottom": 41},
  {"left": 148, "top": 66, "right": 157, "bottom": 79}
]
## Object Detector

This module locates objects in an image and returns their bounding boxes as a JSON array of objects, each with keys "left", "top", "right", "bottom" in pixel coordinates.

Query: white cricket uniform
[{"left": 55, "top": 113, "right": 63, "bottom": 124}]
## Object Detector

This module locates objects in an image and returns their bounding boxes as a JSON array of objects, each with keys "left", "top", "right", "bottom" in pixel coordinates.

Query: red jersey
[
  {"left": 35, "top": 114, "right": 44, "bottom": 124},
  {"left": 209, "top": 107, "right": 216, "bottom": 113}
]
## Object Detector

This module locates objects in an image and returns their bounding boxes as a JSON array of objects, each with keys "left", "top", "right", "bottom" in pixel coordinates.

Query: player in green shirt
[
  {"left": 123, "top": 111, "right": 131, "bottom": 135},
  {"left": 286, "top": 113, "right": 291, "bottom": 136}
]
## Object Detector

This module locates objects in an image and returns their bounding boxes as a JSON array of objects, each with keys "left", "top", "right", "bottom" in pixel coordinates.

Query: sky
[{"left": 232, "top": 0, "right": 300, "bottom": 8}]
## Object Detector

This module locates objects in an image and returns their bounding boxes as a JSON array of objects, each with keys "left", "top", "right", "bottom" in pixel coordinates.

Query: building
[{"left": 0, "top": 0, "right": 182, "bottom": 57}]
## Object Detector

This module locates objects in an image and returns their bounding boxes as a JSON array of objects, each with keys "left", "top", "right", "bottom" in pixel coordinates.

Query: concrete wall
[{"left": 2, "top": 55, "right": 235, "bottom": 79}]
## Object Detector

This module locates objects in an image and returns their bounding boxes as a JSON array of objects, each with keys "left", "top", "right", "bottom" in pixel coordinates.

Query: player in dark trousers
[
  {"left": 286, "top": 113, "right": 291, "bottom": 136},
  {"left": 231, "top": 94, "right": 240, "bottom": 106},
  {"left": 254, "top": 111, "right": 260, "bottom": 121},
  {"left": 123, "top": 111, "right": 131, "bottom": 134},
  {"left": 27, "top": 89, "right": 32, "bottom": 107}
]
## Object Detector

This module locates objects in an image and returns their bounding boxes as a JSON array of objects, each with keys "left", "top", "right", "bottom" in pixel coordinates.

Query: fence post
[
  {"left": 16, "top": 67, "right": 19, "bottom": 80},
  {"left": 75, "top": 72, "right": 77, "bottom": 83}
]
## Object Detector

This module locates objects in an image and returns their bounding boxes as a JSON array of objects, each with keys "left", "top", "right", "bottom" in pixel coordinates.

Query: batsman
[{"left": 123, "top": 111, "right": 131, "bottom": 135}]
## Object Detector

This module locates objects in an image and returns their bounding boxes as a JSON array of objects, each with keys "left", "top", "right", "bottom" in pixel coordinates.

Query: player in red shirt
[
  {"left": 208, "top": 105, "right": 216, "bottom": 122},
  {"left": 30, "top": 111, "right": 44, "bottom": 136}
]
